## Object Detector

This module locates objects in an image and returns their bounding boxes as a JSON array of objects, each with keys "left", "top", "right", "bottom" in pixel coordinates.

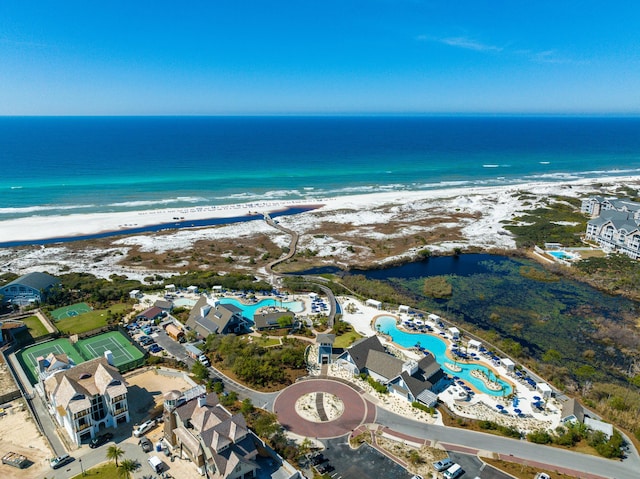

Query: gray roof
[
  {"left": 187, "top": 295, "right": 248, "bottom": 336},
  {"left": 253, "top": 311, "right": 293, "bottom": 329},
  {"left": 316, "top": 334, "right": 336, "bottom": 345},
  {"left": 588, "top": 210, "right": 639, "bottom": 231},
  {"left": 345, "top": 335, "right": 387, "bottom": 371},
  {"left": 3, "top": 272, "right": 59, "bottom": 291},
  {"left": 562, "top": 397, "right": 585, "bottom": 422},
  {"left": 364, "top": 350, "right": 403, "bottom": 380}
]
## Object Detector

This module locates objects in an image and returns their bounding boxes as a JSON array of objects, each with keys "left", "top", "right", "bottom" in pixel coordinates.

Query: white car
[{"left": 133, "top": 419, "right": 156, "bottom": 437}]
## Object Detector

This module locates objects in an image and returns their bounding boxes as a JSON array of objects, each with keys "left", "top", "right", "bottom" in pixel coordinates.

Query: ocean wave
[
  {"left": 0, "top": 204, "right": 96, "bottom": 215},
  {"left": 107, "top": 197, "right": 206, "bottom": 208}
]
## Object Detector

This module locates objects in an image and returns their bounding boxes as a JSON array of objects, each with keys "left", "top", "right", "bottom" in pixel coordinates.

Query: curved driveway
[{"left": 273, "top": 379, "right": 371, "bottom": 438}]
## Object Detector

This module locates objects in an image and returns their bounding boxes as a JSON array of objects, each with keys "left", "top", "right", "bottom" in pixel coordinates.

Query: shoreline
[{"left": 1, "top": 175, "right": 638, "bottom": 245}]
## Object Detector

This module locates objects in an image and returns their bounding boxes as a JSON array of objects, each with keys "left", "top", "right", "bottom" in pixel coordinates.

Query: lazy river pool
[{"left": 375, "top": 315, "right": 512, "bottom": 396}]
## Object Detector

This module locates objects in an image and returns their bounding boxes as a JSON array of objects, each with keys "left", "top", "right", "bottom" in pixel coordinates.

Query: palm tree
[
  {"left": 106, "top": 444, "right": 124, "bottom": 467},
  {"left": 118, "top": 459, "right": 138, "bottom": 479}
]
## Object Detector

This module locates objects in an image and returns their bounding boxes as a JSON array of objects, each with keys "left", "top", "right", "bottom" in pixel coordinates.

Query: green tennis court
[
  {"left": 16, "top": 338, "right": 84, "bottom": 385},
  {"left": 76, "top": 331, "right": 143, "bottom": 366},
  {"left": 51, "top": 302, "right": 92, "bottom": 321},
  {"left": 16, "top": 331, "right": 144, "bottom": 385}
]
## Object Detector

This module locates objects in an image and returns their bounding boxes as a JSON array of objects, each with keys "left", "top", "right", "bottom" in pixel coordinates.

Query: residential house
[
  {"left": 43, "top": 355, "right": 129, "bottom": 445},
  {"left": 186, "top": 296, "right": 250, "bottom": 338},
  {"left": 154, "top": 299, "right": 174, "bottom": 312},
  {"left": 163, "top": 391, "right": 260, "bottom": 478},
  {"left": 336, "top": 335, "right": 446, "bottom": 407},
  {"left": 0, "top": 272, "right": 60, "bottom": 306}
]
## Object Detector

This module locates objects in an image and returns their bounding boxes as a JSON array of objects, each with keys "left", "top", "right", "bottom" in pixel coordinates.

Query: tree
[
  {"left": 191, "top": 360, "right": 210, "bottom": 383},
  {"left": 277, "top": 315, "right": 293, "bottom": 329},
  {"left": 240, "top": 398, "right": 254, "bottom": 415},
  {"left": 106, "top": 445, "right": 124, "bottom": 467},
  {"left": 118, "top": 458, "right": 138, "bottom": 479}
]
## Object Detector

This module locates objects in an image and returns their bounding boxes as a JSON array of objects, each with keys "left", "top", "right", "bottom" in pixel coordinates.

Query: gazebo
[
  {"left": 448, "top": 327, "right": 460, "bottom": 340},
  {"left": 366, "top": 299, "right": 382, "bottom": 310},
  {"left": 468, "top": 339, "right": 481, "bottom": 350},
  {"left": 501, "top": 358, "right": 515, "bottom": 371}
]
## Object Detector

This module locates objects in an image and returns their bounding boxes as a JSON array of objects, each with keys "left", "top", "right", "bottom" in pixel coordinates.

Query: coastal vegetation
[
  {"left": 502, "top": 195, "right": 587, "bottom": 248},
  {"left": 335, "top": 254, "right": 640, "bottom": 440},
  {"left": 423, "top": 276, "right": 452, "bottom": 298},
  {"left": 203, "top": 334, "right": 307, "bottom": 390}
]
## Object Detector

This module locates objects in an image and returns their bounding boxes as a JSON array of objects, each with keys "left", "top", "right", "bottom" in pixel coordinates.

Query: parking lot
[
  {"left": 314, "top": 438, "right": 413, "bottom": 479},
  {"left": 446, "top": 451, "right": 514, "bottom": 479}
]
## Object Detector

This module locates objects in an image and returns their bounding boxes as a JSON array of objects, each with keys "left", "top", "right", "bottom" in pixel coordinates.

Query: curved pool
[
  {"left": 375, "top": 316, "right": 512, "bottom": 396},
  {"left": 221, "top": 297, "right": 304, "bottom": 319}
]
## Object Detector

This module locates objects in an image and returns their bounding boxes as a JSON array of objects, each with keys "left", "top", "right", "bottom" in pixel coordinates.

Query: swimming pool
[
  {"left": 375, "top": 316, "right": 512, "bottom": 396},
  {"left": 547, "top": 250, "right": 579, "bottom": 260},
  {"left": 221, "top": 297, "right": 304, "bottom": 319}
]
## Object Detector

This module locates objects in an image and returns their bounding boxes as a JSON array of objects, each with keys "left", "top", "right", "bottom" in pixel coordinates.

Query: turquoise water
[
  {"left": 375, "top": 316, "right": 512, "bottom": 396},
  {"left": 220, "top": 297, "right": 304, "bottom": 319},
  {"left": 547, "top": 250, "right": 577, "bottom": 260}
]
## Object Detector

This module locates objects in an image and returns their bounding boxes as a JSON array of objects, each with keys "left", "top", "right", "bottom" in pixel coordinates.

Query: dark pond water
[{"left": 299, "top": 254, "right": 639, "bottom": 379}]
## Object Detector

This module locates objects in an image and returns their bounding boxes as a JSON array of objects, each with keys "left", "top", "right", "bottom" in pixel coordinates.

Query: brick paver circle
[{"left": 273, "top": 379, "right": 368, "bottom": 438}]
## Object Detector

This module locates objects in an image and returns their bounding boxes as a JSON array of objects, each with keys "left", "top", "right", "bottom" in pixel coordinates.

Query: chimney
[
  {"left": 104, "top": 350, "right": 114, "bottom": 366},
  {"left": 197, "top": 395, "right": 207, "bottom": 407}
]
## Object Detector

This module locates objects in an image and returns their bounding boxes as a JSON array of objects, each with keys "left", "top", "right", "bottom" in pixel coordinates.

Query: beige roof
[
  {"left": 46, "top": 357, "right": 127, "bottom": 414},
  {"left": 174, "top": 426, "right": 202, "bottom": 456}
]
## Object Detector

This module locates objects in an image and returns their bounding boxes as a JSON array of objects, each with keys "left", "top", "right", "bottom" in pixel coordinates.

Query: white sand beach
[{"left": 1, "top": 176, "right": 638, "bottom": 280}]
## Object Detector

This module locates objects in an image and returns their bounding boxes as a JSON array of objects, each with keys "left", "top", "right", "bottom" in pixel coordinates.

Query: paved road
[
  {"left": 153, "top": 329, "right": 280, "bottom": 410},
  {"left": 375, "top": 408, "right": 639, "bottom": 479}
]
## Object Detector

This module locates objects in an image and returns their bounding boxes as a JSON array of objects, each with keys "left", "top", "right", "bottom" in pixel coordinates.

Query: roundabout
[{"left": 273, "top": 378, "right": 372, "bottom": 438}]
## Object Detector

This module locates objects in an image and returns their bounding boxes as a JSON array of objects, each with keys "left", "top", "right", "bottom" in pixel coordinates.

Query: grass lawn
[
  {"left": 333, "top": 330, "right": 363, "bottom": 348},
  {"left": 71, "top": 462, "right": 121, "bottom": 479},
  {"left": 56, "top": 303, "right": 131, "bottom": 335},
  {"left": 22, "top": 315, "right": 49, "bottom": 338}
]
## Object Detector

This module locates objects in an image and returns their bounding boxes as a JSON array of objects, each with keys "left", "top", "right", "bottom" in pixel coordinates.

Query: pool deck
[{"left": 337, "top": 296, "right": 563, "bottom": 433}]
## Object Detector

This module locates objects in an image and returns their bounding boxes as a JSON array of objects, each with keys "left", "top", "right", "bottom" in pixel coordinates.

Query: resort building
[
  {"left": 253, "top": 310, "right": 296, "bottom": 331},
  {"left": 136, "top": 306, "right": 165, "bottom": 322},
  {"left": 0, "top": 271, "right": 60, "bottom": 306},
  {"left": 163, "top": 389, "right": 260, "bottom": 479},
  {"left": 336, "top": 335, "right": 446, "bottom": 407},
  {"left": 584, "top": 210, "right": 640, "bottom": 259},
  {"left": 43, "top": 355, "right": 129, "bottom": 445},
  {"left": 187, "top": 296, "right": 251, "bottom": 338},
  {"left": 581, "top": 196, "right": 640, "bottom": 219},
  {"left": 317, "top": 333, "right": 335, "bottom": 365}
]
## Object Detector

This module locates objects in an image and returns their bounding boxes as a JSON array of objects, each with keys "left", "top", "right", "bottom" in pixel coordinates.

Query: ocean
[{"left": 2, "top": 116, "right": 640, "bottom": 221}]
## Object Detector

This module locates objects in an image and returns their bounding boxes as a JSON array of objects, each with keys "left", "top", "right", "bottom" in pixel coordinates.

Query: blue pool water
[
  {"left": 220, "top": 298, "right": 304, "bottom": 319},
  {"left": 547, "top": 250, "right": 576, "bottom": 260},
  {"left": 375, "top": 316, "right": 512, "bottom": 396}
]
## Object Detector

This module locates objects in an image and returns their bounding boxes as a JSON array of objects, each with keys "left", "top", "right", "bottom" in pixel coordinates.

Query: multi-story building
[
  {"left": 0, "top": 271, "right": 60, "bottom": 306},
  {"left": 163, "top": 389, "right": 260, "bottom": 479},
  {"left": 43, "top": 355, "right": 129, "bottom": 445},
  {"left": 582, "top": 197, "right": 640, "bottom": 259}
]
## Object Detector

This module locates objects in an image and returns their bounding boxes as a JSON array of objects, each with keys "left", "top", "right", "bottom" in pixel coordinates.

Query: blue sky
[{"left": 1, "top": 1, "right": 639, "bottom": 115}]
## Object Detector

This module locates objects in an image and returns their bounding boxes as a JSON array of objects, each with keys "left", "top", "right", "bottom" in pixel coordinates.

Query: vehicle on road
[
  {"left": 50, "top": 454, "right": 73, "bottom": 469},
  {"left": 139, "top": 436, "right": 153, "bottom": 452},
  {"left": 3, "top": 452, "right": 29, "bottom": 469},
  {"left": 89, "top": 432, "right": 113, "bottom": 448},
  {"left": 134, "top": 419, "right": 156, "bottom": 437},
  {"left": 433, "top": 458, "right": 453, "bottom": 472}
]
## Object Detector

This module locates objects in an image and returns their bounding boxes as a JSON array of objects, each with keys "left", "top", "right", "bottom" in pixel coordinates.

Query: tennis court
[
  {"left": 51, "top": 302, "right": 92, "bottom": 321},
  {"left": 16, "top": 331, "right": 144, "bottom": 385},
  {"left": 76, "top": 331, "right": 143, "bottom": 366},
  {"left": 16, "top": 338, "right": 85, "bottom": 385}
]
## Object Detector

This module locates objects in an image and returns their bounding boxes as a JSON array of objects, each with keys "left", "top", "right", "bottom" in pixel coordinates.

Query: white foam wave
[
  {"left": 108, "top": 197, "right": 206, "bottom": 208},
  {"left": 0, "top": 204, "right": 96, "bottom": 215}
]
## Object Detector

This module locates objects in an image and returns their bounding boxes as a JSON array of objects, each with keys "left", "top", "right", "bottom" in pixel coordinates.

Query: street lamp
[{"left": 79, "top": 458, "right": 85, "bottom": 476}]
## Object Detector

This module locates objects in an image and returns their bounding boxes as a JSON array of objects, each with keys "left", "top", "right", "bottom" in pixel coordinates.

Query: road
[
  {"left": 153, "top": 328, "right": 280, "bottom": 410},
  {"left": 375, "top": 408, "right": 639, "bottom": 479}
]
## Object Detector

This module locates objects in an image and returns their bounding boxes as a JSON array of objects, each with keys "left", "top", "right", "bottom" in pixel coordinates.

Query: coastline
[
  {"left": 1, "top": 175, "right": 639, "bottom": 281},
  {"left": 2, "top": 175, "right": 638, "bottom": 245}
]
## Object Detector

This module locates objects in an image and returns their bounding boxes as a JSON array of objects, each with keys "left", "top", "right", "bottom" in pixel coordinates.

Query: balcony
[
  {"left": 76, "top": 422, "right": 91, "bottom": 432},
  {"left": 113, "top": 407, "right": 128, "bottom": 416}
]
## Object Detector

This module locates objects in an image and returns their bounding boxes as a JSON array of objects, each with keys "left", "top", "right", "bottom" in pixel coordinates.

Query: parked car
[
  {"left": 139, "top": 436, "right": 153, "bottom": 453},
  {"left": 149, "top": 344, "right": 164, "bottom": 353},
  {"left": 50, "top": 454, "right": 74, "bottom": 469},
  {"left": 89, "top": 432, "right": 113, "bottom": 448},
  {"left": 433, "top": 458, "right": 453, "bottom": 472},
  {"left": 134, "top": 419, "right": 156, "bottom": 437}
]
